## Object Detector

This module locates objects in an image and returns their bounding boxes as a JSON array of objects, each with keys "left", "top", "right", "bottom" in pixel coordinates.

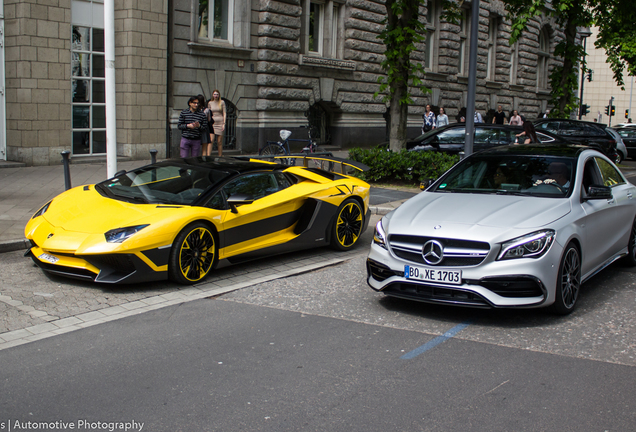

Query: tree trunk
[{"left": 389, "top": 86, "right": 409, "bottom": 152}]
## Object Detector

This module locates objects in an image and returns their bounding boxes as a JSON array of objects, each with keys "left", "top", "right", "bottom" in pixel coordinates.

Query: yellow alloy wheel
[
  {"left": 333, "top": 199, "right": 363, "bottom": 250},
  {"left": 170, "top": 223, "right": 216, "bottom": 284}
]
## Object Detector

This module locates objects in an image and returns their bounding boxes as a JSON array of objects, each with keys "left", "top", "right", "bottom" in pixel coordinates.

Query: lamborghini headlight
[
  {"left": 373, "top": 219, "right": 387, "bottom": 249},
  {"left": 32, "top": 201, "right": 52, "bottom": 219},
  {"left": 105, "top": 225, "right": 149, "bottom": 243},
  {"left": 497, "top": 230, "right": 555, "bottom": 260}
]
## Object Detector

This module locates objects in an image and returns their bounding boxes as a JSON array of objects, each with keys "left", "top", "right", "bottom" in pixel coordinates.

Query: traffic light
[
  {"left": 611, "top": 105, "right": 616, "bottom": 116},
  {"left": 627, "top": 109, "right": 630, "bottom": 119},
  {"left": 581, "top": 104, "right": 590, "bottom": 116},
  {"left": 605, "top": 105, "right": 610, "bottom": 116}
]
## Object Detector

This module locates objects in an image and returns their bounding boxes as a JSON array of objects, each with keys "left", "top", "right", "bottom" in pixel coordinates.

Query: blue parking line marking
[{"left": 401, "top": 321, "right": 473, "bottom": 360}]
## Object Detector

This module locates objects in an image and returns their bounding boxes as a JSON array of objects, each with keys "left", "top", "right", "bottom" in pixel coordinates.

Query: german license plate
[
  {"left": 404, "top": 265, "right": 461, "bottom": 285},
  {"left": 38, "top": 253, "right": 59, "bottom": 264}
]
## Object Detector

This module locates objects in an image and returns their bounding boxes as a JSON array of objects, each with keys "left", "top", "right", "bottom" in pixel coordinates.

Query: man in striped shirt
[{"left": 177, "top": 96, "right": 208, "bottom": 157}]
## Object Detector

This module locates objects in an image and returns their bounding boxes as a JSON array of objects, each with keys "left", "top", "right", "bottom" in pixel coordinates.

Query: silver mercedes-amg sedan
[{"left": 367, "top": 144, "right": 636, "bottom": 314}]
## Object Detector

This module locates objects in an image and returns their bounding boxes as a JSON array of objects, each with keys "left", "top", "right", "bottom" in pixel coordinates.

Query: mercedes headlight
[
  {"left": 373, "top": 219, "right": 387, "bottom": 249},
  {"left": 498, "top": 230, "right": 555, "bottom": 260},
  {"left": 105, "top": 225, "right": 149, "bottom": 243}
]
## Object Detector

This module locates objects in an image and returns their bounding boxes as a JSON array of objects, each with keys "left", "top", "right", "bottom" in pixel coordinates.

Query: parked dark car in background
[
  {"left": 533, "top": 119, "right": 617, "bottom": 160},
  {"left": 407, "top": 123, "right": 565, "bottom": 154},
  {"left": 605, "top": 127, "right": 627, "bottom": 164},
  {"left": 614, "top": 127, "right": 636, "bottom": 160}
]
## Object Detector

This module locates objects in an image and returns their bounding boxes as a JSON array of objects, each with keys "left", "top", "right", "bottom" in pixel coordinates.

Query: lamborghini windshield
[
  {"left": 96, "top": 164, "right": 229, "bottom": 205},
  {"left": 433, "top": 154, "right": 575, "bottom": 198}
]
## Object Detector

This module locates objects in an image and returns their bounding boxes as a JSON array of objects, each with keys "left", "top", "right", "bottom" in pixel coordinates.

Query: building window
[
  {"left": 458, "top": 9, "right": 470, "bottom": 76},
  {"left": 309, "top": 2, "right": 323, "bottom": 54},
  {"left": 71, "top": 26, "right": 106, "bottom": 156},
  {"left": 425, "top": 0, "right": 440, "bottom": 71},
  {"left": 198, "top": 0, "right": 234, "bottom": 43},
  {"left": 510, "top": 41, "right": 519, "bottom": 84},
  {"left": 303, "top": 0, "right": 344, "bottom": 59},
  {"left": 487, "top": 17, "right": 499, "bottom": 80},
  {"left": 538, "top": 27, "right": 550, "bottom": 89}
]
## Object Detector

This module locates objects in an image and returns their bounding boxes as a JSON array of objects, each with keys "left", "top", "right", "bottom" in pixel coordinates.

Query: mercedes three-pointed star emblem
[{"left": 422, "top": 240, "right": 444, "bottom": 265}]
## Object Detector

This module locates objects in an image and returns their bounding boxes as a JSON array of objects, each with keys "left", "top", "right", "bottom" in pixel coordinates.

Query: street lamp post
[{"left": 578, "top": 28, "right": 592, "bottom": 120}]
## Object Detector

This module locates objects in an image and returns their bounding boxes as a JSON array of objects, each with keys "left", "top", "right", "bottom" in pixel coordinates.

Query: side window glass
[
  {"left": 474, "top": 128, "right": 498, "bottom": 145},
  {"left": 207, "top": 192, "right": 226, "bottom": 210},
  {"left": 537, "top": 122, "right": 559, "bottom": 133},
  {"left": 433, "top": 127, "right": 465, "bottom": 144},
  {"left": 222, "top": 172, "right": 287, "bottom": 202},
  {"left": 595, "top": 157, "right": 625, "bottom": 187}
]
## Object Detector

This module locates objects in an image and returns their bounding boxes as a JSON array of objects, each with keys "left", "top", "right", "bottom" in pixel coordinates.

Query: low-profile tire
[
  {"left": 169, "top": 222, "right": 217, "bottom": 285},
  {"left": 624, "top": 216, "right": 636, "bottom": 267},
  {"left": 331, "top": 198, "right": 364, "bottom": 251},
  {"left": 552, "top": 243, "right": 581, "bottom": 315}
]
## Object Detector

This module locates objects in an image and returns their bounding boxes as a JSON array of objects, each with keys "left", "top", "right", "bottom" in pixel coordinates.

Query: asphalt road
[{"left": 2, "top": 213, "right": 636, "bottom": 430}]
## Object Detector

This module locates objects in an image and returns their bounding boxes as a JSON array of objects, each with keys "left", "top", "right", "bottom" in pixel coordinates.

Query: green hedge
[{"left": 348, "top": 147, "right": 460, "bottom": 184}]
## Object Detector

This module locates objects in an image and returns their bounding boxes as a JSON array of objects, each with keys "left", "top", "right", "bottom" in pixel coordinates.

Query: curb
[{"left": 0, "top": 239, "right": 31, "bottom": 254}]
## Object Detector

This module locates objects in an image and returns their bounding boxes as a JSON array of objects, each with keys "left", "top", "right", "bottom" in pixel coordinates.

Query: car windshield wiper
[{"left": 494, "top": 190, "right": 527, "bottom": 196}]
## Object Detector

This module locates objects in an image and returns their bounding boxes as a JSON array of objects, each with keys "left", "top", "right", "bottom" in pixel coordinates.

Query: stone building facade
[
  {"left": 2, "top": 0, "right": 167, "bottom": 165},
  {"left": 167, "top": 0, "right": 563, "bottom": 156},
  {"left": 0, "top": 0, "right": 562, "bottom": 164}
]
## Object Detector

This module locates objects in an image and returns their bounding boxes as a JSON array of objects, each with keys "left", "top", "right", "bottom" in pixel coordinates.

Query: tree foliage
[
  {"left": 376, "top": 0, "right": 459, "bottom": 151},
  {"left": 505, "top": 0, "right": 636, "bottom": 115},
  {"left": 591, "top": 0, "right": 636, "bottom": 89},
  {"left": 504, "top": 0, "right": 593, "bottom": 118}
]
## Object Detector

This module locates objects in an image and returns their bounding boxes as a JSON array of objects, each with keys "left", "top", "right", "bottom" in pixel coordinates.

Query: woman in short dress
[{"left": 208, "top": 90, "right": 227, "bottom": 157}]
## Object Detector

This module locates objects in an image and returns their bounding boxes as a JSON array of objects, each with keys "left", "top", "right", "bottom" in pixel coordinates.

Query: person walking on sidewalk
[
  {"left": 422, "top": 104, "right": 436, "bottom": 134},
  {"left": 178, "top": 96, "right": 208, "bottom": 158},
  {"left": 492, "top": 105, "right": 507, "bottom": 124}
]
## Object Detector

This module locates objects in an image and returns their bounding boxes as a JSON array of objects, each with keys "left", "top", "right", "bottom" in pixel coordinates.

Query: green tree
[
  {"left": 592, "top": 0, "right": 636, "bottom": 89},
  {"left": 376, "top": 0, "right": 459, "bottom": 151},
  {"left": 504, "top": 0, "right": 593, "bottom": 118}
]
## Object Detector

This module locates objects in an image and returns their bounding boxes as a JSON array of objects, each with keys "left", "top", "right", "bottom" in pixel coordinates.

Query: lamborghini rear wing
[{"left": 253, "top": 152, "right": 369, "bottom": 173}]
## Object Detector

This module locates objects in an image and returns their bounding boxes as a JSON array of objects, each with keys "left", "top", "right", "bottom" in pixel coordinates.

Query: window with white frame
[
  {"left": 486, "top": 17, "right": 499, "bottom": 80},
  {"left": 303, "top": 0, "right": 344, "bottom": 58},
  {"left": 71, "top": 0, "right": 106, "bottom": 156},
  {"left": 458, "top": 9, "right": 470, "bottom": 76},
  {"left": 537, "top": 27, "right": 550, "bottom": 89},
  {"left": 198, "top": 0, "right": 234, "bottom": 43},
  {"left": 425, "top": 0, "right": 440, "bottom": 71}
]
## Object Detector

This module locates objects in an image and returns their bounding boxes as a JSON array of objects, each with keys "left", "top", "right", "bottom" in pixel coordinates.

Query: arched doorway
[
  {"left": 306, "top": 103, "right": 331, "bottom": 146},
  {"left": 222, "top": 98, "right": 237, "bottom": 150}
]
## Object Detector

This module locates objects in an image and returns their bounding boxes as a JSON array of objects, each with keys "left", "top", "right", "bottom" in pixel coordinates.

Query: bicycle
[{"left": 259, "top": 125, "right": 333, "bottom": 170}]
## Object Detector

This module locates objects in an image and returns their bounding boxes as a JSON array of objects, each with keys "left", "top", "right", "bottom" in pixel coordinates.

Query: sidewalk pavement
[{"left": 0, "top": 152, "right": 414, "bottom": 253}]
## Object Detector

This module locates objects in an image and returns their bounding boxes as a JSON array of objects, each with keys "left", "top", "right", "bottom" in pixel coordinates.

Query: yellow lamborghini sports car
[{"left": 25, "top": 156, "right": 371, "bottom": 284}]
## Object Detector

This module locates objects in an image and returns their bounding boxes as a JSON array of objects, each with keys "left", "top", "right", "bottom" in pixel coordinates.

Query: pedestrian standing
[
  {"left": 422, "top": 104, "right": 436, "bottom": 133},
  {"left": 436, "top": 107, "right": 450, "bottom": 127},
  {"left": 492, "top": 105, "right": 507, "bottom": 124},
  {"left": 509, "top": 109, "right": 523, "bottom": 126},
  {"left": 474, "top": 111, "right": 484, "bottom": 123},
  {"left": 208, "top": 89, "right": 227, "bottom": 157},
  {"left": 197, "top": 94, "right": 212, "bottom": 156},
  {"left": 177, "top": 96, "right": 208, "bottom": 158}
]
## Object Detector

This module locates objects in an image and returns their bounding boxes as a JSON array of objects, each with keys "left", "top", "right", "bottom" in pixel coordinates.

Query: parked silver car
[{"left": 367, "top": 144, "right": 636, "bottom": 314}]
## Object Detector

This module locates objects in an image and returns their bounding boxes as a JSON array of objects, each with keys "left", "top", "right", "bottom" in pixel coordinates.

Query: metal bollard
[
  {"left": 150, "top": 149, "right": 158, "bottom": 164},
  {"left": 61, "top": 151, "right": 72, "bottom": 191}
]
